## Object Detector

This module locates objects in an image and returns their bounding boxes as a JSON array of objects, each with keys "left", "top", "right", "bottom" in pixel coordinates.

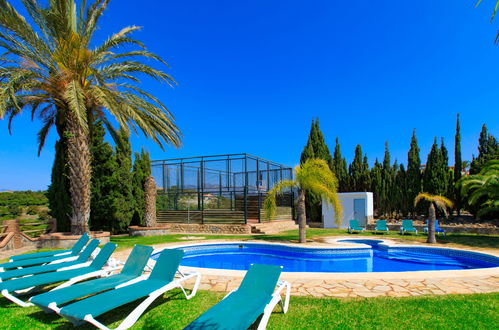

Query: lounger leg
[
  {"left": 178, "top": 272, "right": 201, "bottom": 300},
  {"left": 1, "top": 289, "right": 34, "bottom": 307},
  {"left": 257, "top": 281, "right": 291, "bottom": 330}
]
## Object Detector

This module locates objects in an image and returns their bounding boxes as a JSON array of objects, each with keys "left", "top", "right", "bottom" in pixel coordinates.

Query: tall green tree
[
  {"left": 111, "top": 129, "right": 135, "bottom": 233},
  {"left": 131, "top": 149, "right": 152, "bottom": 226},
  {"left": 423, "top": 138, "right": 441, "bottom": 195},
  {"left": 470, "top": 124, "right": 499, "bottom": 174},
  {"left": 332, "top": 137, "right": 349, "bottom": 192},
  {"left": 47, "top": 139, "right": 71, "bottom": 232},
  {"left": 0, "top": 0, "right": 180, "bottom": 234},
  {"left": 379, "top": 141, "right": 394, "bottom": 216},
  {"left": 407, "top": 129, "right": 422, "bottom": 217},
  {"left": 264, "top": 159, "right": 342, "bottom": 243},
  {"left": 348, "top": 145, "right": 370, "bottom": 192},
  {"left": 300, "top": 119, "right": 333, "bottom": 222},
  {"left": 394, "top": 163, "right": 409, "bottom": 217},
  {"left": 89, "top": 119, "right": 117, "bottom": 232},
  {"left": 454, "top": 114, "right": 462, "bottom": 214},
  {"left": 440, "top": 138, "right": 450, "bottom": 197},
  {"left": 370, "top": 158, "right": 383, "bottom": 212}
]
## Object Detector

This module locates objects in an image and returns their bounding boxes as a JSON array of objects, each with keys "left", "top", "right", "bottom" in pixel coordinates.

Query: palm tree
[
  {"left": 0, "top": 0, "right": 180, "bottom": 234},
  {"left": 264, "top": 158, "right": 342, "bottom": 243},
  {"left": 414, "top": 193, "right": 453, "bottom": 244},
  {"left": 458, "top": 160, "right": 498, "bottom": 219}
]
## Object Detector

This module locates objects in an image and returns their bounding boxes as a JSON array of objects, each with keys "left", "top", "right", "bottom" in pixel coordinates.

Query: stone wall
[
  {"left": 129, "top": 223, "right": 252, "bottom": 236},
  {"left": 167, "top": 223, "right": 252, "bottom": 235},
  {"left": 39, "top": 232, "right": 110, "bottom": 249},
  {"left": 129, "top": 226, "right": 170, "bottom": 237}
]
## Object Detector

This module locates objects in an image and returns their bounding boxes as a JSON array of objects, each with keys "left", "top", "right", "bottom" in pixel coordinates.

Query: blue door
[{"left": 353, "top": 199, "right": 366, "bottom": 226}]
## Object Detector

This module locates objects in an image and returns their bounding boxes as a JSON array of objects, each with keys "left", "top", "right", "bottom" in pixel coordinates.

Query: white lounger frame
[
  {"left": 73, "top": 270, "right": 201, "bottom": 330},
  {"left": 1, "top": 262, "right": 119, "bottom": 308},
  {"left": 221, "top": 280, "right": 291, "bottom": 330}
]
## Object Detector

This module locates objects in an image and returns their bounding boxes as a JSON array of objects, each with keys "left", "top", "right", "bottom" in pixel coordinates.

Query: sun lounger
[
  {"left": 30, "top": 244, "right": 154, "bottom": 314},
  {"left": 9, "top": 233, "right": 90, "bottom": 262},
  {"left": 423, "top": 220, "right": 446, "bottom": 236},
  {"left": 58, "top": 248, "right": 201, "bottom": 330},
  {"left": 185, "top": 264, "right": 290, "bottom": 330},
  {"left": 0, "top": 234, "right": 92, "bottom": 272},
  {"left": 348, "top": 219, "right": 365, "bottom": 234},
  {"left": 400, "top": 219, "right": 418, "bottom": 235},
  {"left": 374, "top": 220, "right": 389, "bottom": 234},
  {"left": 0, "top": 239, "right": 100, "bottom": 282},
  {"left": 0, "top": 242, "right": 117, "bottom": 307}
]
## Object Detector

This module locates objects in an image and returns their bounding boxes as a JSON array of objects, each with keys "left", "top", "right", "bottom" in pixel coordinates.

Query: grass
[
  {"left": 110, "top": 229, "right": 499, "bottom": 251},
  {"left": 0, "top": 290, "right": 496, "bottom": 329}
]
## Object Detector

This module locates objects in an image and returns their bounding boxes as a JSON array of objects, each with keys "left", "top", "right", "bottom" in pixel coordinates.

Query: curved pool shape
[{"left": 153, "top": 241, "right": 499, "bottom": 273}]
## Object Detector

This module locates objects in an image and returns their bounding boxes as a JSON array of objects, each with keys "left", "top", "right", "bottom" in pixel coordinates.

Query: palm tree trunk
[
  {"left": 427, "top": 203, "right": 436, "bottom": 244},
  {"left": 66, "top": 118, "right": 91, "bottom": 234},
  {"left": 144, "top": 176, "right": 157, "bottom": 227},
  {"left": 297, "top": 188, "right": 307, "bottom": 243}
]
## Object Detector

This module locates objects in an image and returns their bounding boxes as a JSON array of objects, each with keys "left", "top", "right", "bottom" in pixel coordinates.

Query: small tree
[
  {"left": 264, "top": 159, "right": 342, "bottom": 243},
  {"left": 414, "top": 193, "right": 453, "bottom": 244}
]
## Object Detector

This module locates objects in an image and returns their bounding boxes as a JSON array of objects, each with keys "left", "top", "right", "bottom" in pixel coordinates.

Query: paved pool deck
[{"left": 112, "top": 237, "right": 499, "bottom": 298}]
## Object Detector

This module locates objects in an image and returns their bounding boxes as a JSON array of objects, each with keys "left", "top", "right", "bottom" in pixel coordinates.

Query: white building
[{"left": 322, "top": 192, "right": 373, "bottom": 229}]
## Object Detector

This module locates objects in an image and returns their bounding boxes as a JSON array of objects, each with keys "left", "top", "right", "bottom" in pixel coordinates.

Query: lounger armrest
[
  {"left": 114, "top": 275, "right": 149, "bottom": 289},
  {"left": 275, "top": 280, "right": 291, "bottom": 313},
  {"left": 57, "top": 262, "right": 91, "bottom": 271}
]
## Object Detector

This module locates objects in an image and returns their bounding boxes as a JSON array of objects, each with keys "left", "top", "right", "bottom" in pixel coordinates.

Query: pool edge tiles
[
  {"left": 144, "top": 239, "right": 499, "bottom": 297},
  {"left": 151, "top": 240, "right": 499, "bottom": 274}
]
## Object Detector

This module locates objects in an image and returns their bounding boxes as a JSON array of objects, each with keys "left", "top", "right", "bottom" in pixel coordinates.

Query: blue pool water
[{"left": 153, "top": 241, "right": 499, "bottom": 273}]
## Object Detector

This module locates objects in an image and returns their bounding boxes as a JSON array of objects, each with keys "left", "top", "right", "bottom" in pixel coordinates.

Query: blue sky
[{"left": 0, "top": 0, "right": 498, "bottom": 191}]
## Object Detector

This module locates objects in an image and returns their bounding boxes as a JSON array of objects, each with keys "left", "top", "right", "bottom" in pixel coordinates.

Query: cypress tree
[
  {"left": 131, "top": 149, "right": 152, "bottom": 226},
  {"left": 47, "top": 139, "right": 72, "bottom": 232},
  {"left": 299, "top": 119, "right": 334, "bottom": 222},
  {"left": 362, "top": 154, "right": 371, "bottom": 191},
  {"left": 332, "top": 137, "right": 349, "bottom": 192},
  {"left": 380, "top": 141, "right": 392, "bottom": 216},
  {"left": 395, "top": 163, "right": 408, "bottom": 217},
  {"left": 470, "top": 124, "right": 499, "bottom": 173},
  {"left": 454, "top": 114, "right": 462, "bottom": 214},
  {"left": 439, "top": 138, "right": 450, "bottom": 197},
  {"left": 89, "top": 120, "right": 117, "bottom": 232},
  {"left": 423, "top": 138, "right": 441, "bottom": 195},
  {"left": 370, "top": 159, "right": 383, "bottom": 212},
  {"left": 111, "top": 129, "right": 135, "bottom": 233},
  {"left": 349, "top": 145, "right": 364, "bottom": 192},
  {"left": 406, "top": 129, "right": 421, "bottom": 218}
]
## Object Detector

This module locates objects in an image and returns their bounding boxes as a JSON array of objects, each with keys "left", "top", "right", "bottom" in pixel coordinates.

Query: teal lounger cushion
[
  {"left": 0, "top": 243, "right": 116, "bottom": 293},
  {"left": 0, "top": 239, "right": 99, "bottom": 281},
  {"left": 31, "top": 245, "right": 153, "bottom": 309},
  {"left": 185, "top": 264, "right": 282, "bottom": 330},
  {"left": 9, "top": 234, "right": 89, "bottom": 261},
  {"left": 59, "top": 249, "right": 184, "bottom": 321}
]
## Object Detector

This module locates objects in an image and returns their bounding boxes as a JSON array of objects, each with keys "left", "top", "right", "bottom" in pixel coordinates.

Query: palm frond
[{"left": 263, "top": 180, "right": 296, "bottom": 220}]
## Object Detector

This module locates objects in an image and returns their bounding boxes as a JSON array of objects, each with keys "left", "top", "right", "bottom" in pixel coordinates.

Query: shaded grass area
[
  {"left": 110, "top": 229, "right": 499, "bottom": 251},
  {"left": 0, "top": 290, "right": 497, "bottom": 329}
]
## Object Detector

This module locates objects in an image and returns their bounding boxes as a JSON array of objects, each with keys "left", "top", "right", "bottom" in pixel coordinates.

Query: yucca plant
[
  {"left": 414, "top": 193, "right": 453, "bottom": 244},
  {"left": 457, "top": 160, "right": 499, "bottom": 219},
  {"left": 264, "top": 158, "right": 342, "bottom": 243},
  {"left": 0, "top": 0, "right": 180, "bottom": 234}
]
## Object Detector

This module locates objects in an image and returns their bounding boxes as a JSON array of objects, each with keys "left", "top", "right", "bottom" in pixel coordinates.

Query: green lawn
[
  {"left": 0, "top": 290, "right": 496, "bottom": 329},
  {"left": 110, "top": 229, "right": 499, "bottom": 251}
]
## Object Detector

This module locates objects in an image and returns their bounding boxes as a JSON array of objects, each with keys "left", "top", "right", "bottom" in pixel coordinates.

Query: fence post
[{"left": 3, "top": 219, "right": 22, "bottom": 249}]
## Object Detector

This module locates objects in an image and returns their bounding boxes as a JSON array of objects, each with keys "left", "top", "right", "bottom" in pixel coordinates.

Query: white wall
[{"left": 322, "top": 192, "right": 373, "bottom": 229}]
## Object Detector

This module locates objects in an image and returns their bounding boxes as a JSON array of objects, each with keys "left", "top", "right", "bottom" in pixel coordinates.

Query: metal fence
[{"left": 151, "top": 154, "right": 294, "bottom": 224}]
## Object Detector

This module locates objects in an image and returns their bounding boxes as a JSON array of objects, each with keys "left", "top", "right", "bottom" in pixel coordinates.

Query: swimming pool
[{"left": 153, "top": 240, "right": 499, "bottom": 273}]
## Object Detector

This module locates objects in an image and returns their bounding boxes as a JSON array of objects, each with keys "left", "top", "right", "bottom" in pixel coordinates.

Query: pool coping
[{"left": 154, "top": 238, "right": 499, "bottom": 281}]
